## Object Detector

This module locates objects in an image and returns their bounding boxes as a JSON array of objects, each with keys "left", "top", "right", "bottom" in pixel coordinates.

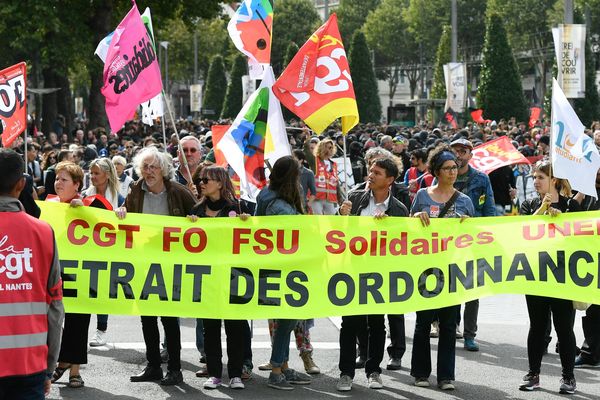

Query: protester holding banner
[
  {"left": 117, "top": 146, "right": 196, "bottom": 386},
  {"left": 518, "top": 159, "right": 579, "bottom": 394},
  {"left": 187, "top": 165, "right": 250, "bottom": 390},
  {"left": 254, "top": 156, "right": 312, "bottom": 390},
  {"left": 337, "top": 157, "right": 409, "bottom": 392},
  {"left": 47, "top": 162, "right": 89, "bottom": 389},
  {"left": 410, "top": 145, "right": 475, "bottom": 391},
  {"left": 312, "top": 139, "right": 339, "bottom": 215}
]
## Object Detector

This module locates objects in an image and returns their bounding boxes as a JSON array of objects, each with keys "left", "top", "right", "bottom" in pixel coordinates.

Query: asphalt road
[{"left": 46, "top": 295, "right": 599, "bottom": 400}]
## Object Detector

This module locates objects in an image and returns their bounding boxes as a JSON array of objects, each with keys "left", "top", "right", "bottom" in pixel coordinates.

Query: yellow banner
[{"left": 37, "top": 202, "right": 600, "bottom": 318}]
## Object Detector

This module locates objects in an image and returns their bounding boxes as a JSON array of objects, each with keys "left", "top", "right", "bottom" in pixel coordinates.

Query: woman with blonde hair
[
  {"left": 312, "top": 138, "right": 339, "bottom": 215},
  {"left": 83, "top": 157, "right": 123, "bottom": 210}
]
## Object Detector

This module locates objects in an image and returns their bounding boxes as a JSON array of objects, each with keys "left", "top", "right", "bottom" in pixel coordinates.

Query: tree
[
  {"left": 349, "top": 31, "right": 381, "bottom": 123},
  {"left": 336, "top": 0, "right": 381, "bottom": 49},
  {"left": 272, "top": 0, "right": 321, "bottom": 74},
  {"left": 431, "top": 25, "right": 452, "bottom": 100},
  {"left": 477, "top": 14, "right": 528, "bottom": 121},
  {"left": 203, "top": 55, "right": 227, "bottom": 118},
  {"left": 221, "top": 54, "right": 247, "bottom": 119},
  {"left": 283, "top": 42, "right": 300, "bottom": 70}
]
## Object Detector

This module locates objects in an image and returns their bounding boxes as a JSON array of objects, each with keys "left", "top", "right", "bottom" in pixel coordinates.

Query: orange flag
[{"left": 272, "top": 13, "right": 358, "bottom": 134}]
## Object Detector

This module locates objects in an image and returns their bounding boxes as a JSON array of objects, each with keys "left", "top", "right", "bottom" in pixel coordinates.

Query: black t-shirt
[{"left": 519, "top": 195, "right": 581, "bottom": 216}]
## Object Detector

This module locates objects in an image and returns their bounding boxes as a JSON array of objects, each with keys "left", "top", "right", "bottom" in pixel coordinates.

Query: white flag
[
  {"left": 551, "top": 78, "right": 600, "bottom": 198},
  {"left": 140, "top": 8, "right": 163, "bottom": 125},
  {"left": 218, "top": 66, "right": 290, "bottom": 201}
]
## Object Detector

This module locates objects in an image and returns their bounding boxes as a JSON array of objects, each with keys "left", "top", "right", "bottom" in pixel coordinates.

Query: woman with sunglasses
[
  {"left": 518, "top": 159, "right": 580, "bottom": 394},
  {"left": 410, "top": 145, "right": 474, "bottom": 391},
  {"left": 255, "top": 156, "right": 312, "bottom": 390},
  {"left": 187, "top": 166, "right": 250, "bottom": 390}
]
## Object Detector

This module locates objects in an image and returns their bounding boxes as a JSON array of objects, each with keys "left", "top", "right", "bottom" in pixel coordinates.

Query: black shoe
[
  {"left": 160, "top": 370, "right": 183, "bottom": 386},
  {"left": 130, "top": 366, "right": 163, "bottom": 382},
  {"left": 199, "top": 355, "right": 206, "bottom": 364},
  {"left": 355, "top": 356, "right": 366, "bottom": 369},
  {"left": 386, "top": 358, "right": 402, "bottom": 370}
]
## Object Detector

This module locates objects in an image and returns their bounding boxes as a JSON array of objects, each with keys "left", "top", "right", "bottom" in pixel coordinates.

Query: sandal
[
  {"left": 51, "top": 364, "right": 71, "bottom": 383},
  {"left": 68, "top": 375, "right": 84, "bottom": 388}
]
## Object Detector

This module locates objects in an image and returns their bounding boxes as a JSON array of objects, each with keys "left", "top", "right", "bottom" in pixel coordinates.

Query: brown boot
[{"left": 300, "top": 352, "right": 320, "bottom": 374}]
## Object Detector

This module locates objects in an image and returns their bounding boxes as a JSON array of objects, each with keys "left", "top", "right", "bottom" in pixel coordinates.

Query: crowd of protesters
[{"left": 2, "top": 113, "right": 600, "bottom": 396}]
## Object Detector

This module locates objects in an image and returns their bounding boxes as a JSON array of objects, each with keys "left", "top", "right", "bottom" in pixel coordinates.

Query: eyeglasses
[
  {"left": 142, "top": 164, "right": 160, "bottom": 171},
  {"left": 125, "top": 145, "right": 134, "bottom": 149},
  {"left": 183, "top": 147, "right": 198, "bottom": 154},
  {"left": 440, "top": 165, "right": 459, "bottom": 172}
]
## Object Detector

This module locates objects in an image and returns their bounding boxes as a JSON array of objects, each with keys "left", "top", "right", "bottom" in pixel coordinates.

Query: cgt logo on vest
[{"left": 0, "top": 235, "right": 34, "bottom": 280}]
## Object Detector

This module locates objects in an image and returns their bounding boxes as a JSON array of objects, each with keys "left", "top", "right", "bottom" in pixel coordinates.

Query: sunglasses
[
  {"left": 183, "top": 147, "right": 198, "bottom": 153},
  {"left": 195, "top": 177, "right": 215, "bottom": 185}
]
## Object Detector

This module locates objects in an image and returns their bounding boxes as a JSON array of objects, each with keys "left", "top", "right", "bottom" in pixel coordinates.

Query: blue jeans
[
  {"left": 0, "top": 372, "right": 45, "bottom": 400},
  {"left": 270, "top": 319, "right": 297, "bottom": 368},
  {"left": 411, "top": 305, "right": 458, "bottom": 382}
]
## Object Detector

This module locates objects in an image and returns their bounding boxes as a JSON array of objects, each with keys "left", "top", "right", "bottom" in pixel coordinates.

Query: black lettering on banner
[
  {"left": 477, "top": 256, "right": 502, "bottom": 287},
  {"left": 389, "top": 271, "right": 413, "bottom": 302},
  {"left": 328, "top": 273, "right": 355, "bottom": 306},
  {"left": 449, "top": 260, "right": 474, "bottom": 293},
  {"left": 109, "top": 262, "right": 135, "bottom": 299},
  {"left": 506, "top": 253, "right": 535, "bottom": 281},
  {"left": 258, "top": 269, "right": 281, "bottom": 306},
  {"left": 229, "top": 267, "right": 255, "bottom": 304},
  {"left": 140, "top": 264, "right": 168, "bottom": 301},
  {"left": 60, "top": 259, "right": 78, "bottom": 298},
  {"left": 539, "top": 251, "right": 565, "bottom": 283},
  {"left": 418, "top": 268, "right": 444, "bottom": 298},
  {"left": 186, "top": 264, "right": 211, "bottom": 302},
  {"left": 82, "top": 261, "right": 108, "bottom": 298},
  {"left": 172, "top": 264, "right": 182, "bottom": 302},
  {"left": 285, "top": 271, "right": 309, "bottom": 307},
  {"left": 569, "top": 251, "right": 594, "bottom": 287},
  {"left": 359, "top": 273, "right": 384, "bottom": 304}
]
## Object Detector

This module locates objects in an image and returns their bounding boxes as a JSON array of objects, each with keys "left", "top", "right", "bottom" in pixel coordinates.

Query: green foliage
[
  {"left": 336, "top": 0, "right": 381, "bottom": 49},
  {"left": 573, "top": 41, "right": 600, "bottom": 127},
  {"left": 221, "top": 55, "right": 247, "bottom": 119},
  {"left": 403, "top": 0, "right": 449, "bottom": 62},
  {"left": 203, "top": 55, "right": 227, "bottom": 118},
  {"left": 431, "top": 25, "right": 452, "bottom": 100},
  {"left": 272, "top": 0, "right": 321, "bottom": 74},
  {"left": 349, "top": 31, "right": 381, "bottom": 123},
  {"left": 283, "top": 42, "right": 300, "bottom": 70},
  {"left": 477, "top": 14, "right": 528, "bottom": 121}
]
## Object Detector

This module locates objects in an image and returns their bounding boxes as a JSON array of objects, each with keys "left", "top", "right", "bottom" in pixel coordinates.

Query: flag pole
[
  {"left": 342, "top": 131, "right": 348, "bottom": 200},
  {"left": 160, "top": 93, "right": 167, "bottom": 149},
  {"left": 162, "top": 90, "right": 192, "bottom": 181}
]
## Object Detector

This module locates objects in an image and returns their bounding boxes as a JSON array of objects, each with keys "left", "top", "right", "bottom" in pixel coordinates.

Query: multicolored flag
[
  {"left": 273, "top": 13, "right": 358, "bottom": 134},
  {"left": 100, "top": 3, "right": 162, "bottom": 132},
  {"left": 218, "top": 66, "right": 289, "bottom": 201},
  {"left": 551, "top": 78, "right": 600, "bottom": 198},
  {"left": 0, "top": 62, "right": 27, "bottom": 148},
  {"left": 470, "top": 136, "right": 530, "bottom": 175},
  {"left": 228, "top": 0, "right": 273, "bottom": 79}
]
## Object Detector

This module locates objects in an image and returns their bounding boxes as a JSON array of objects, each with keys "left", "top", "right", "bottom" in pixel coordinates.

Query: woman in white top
[{"left": 111, "top": 155, "right": 134, "bottom": 199}]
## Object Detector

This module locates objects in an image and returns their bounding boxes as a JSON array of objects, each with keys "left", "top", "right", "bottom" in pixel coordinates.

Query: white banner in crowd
[
  {"left": 443, "top": 62, "right": 467, "bottom": 112},
  {"left": 552, "top": 24, "right": 586, "bottom": 98},
  {"left": 551, "top": 78, "right": 600, "bottom": 198},
  {"left": 190, "top": 84, "right": 203, "bottom": 112}
]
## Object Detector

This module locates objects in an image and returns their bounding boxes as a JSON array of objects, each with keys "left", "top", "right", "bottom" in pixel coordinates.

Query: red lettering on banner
[
  {"left": 93, "top": 222, "right": 117, "bottom": 247},
  {"left": 232, "top": 228, "right": 300, "bottom": 255},
  {"left": 67, "top": 219, "right": 141, "bottom": 248},
  {"left": 232, "top": 228, "right": 252, "bottom": 254},
  {"left": 325, "top": 230, "right": 346, "bottom": 254},
  {"left": 118, "top": 224, "right": 140, "bottom": 248},
  {"left": 254, "top": 229, "right": 274, "bottom": 255},
  {"left": 163, "top": 227, "right": 181, "bottom": 251},
  {"left": 522, "top": 220, "right": 600, "bottom": 240},
  {"left": 67, "top": 219, "right": 89, "bottom": 245},
  {"left": 183, "top": 228, "right": 207, "bottom": 253}
]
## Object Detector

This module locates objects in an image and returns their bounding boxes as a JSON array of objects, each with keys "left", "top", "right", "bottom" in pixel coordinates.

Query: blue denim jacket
[{"left": 453, "top": 166, "right": 496, "bottom": 217}]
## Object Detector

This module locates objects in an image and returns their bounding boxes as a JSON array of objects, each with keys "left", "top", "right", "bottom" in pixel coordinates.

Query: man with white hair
[
  {"left": 176, "top": 136, "right": 202, "bottom": 188},
  {"left": 115, "top": 147, "right": 196, "bottom": 386}
]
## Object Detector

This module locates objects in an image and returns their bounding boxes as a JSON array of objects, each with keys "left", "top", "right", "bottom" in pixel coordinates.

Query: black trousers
[
  {"left": 580, "top": 304, "right": 600, "bottom": 362},
  {"left": 203, "top": 319, "right": 245, "bottom": 379},
  {"left": 358, "top": 314, "right": 405, "bottom": 360},
  {"left": 525, "top": 295, "right": 575, "bottom": 379},
  {"left": 0, "top": 372, "right": 45, "bottom": 400},
  {"left": 58, "top": 313, "right": 91, "bottom": 365},
  {"left": 141, "top": 316, "right": 181, "bottom": 371},
  {"left": 339, "top": 315, "right": 385, "bottom": 378}
]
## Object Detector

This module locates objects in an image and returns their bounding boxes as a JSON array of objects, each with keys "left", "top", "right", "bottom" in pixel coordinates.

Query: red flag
[
  {"left": 469, "top": 136, "right": 531, "bottom": 174},
  {"left": 445, "top": 110, "right": 458, "bottom": 129},
  {"left": 470, "top": 109, "right": 490, "bottom": 124},
  {"left": 529, "top": 106, "right": 542, "bottom": 128},
  {"left": 210, "top": 124, "right": 231, "bottom": 167},
  {"left": 272, "top": 13, "right": 358, "bottom": 134},
  {"left": 0, "top": 62, "right": 27, "bottom": 147}
]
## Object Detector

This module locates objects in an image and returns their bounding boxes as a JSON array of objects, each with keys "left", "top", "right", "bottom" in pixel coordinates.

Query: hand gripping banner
[{"left": 37, "top": 202, "right": 600, "bottom": 319}]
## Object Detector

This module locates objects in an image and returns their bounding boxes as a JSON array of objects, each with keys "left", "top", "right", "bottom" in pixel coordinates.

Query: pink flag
[{"left": 101, "top": 3, "right": 162, "bottom": 132}]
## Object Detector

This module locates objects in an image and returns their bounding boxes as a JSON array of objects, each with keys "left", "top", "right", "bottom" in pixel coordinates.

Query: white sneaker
[
  {"left": 229, "top": 377, "right": 245, "bottom": 389},
  {"left": 368, "top": 372, "right": 383, "bottom": 389},
  {"left": 203, "top": 376, "right": 222, "bottom": 389},
  {"left": 336, "top": 375, "right": 353, "bottom": 391},
  {"left": 89, "top": 329, "right": 107, "bottom": 346}
]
